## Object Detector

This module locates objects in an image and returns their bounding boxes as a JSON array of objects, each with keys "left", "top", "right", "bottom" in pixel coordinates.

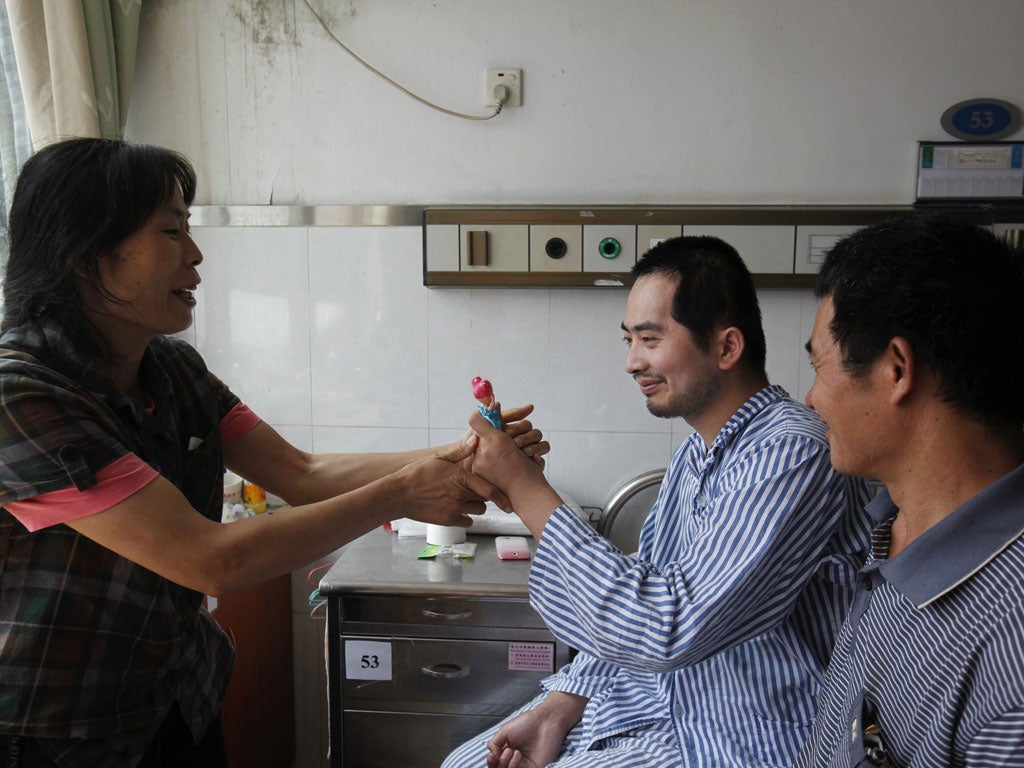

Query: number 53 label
[{"left": 344, "top": 640, "right": 393, "bottom": 680}]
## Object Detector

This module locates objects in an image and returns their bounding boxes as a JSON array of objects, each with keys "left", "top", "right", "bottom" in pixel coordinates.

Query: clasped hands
[
  {"left": 463, "top": 403, "right": 549, "bottom": 512},
  {"left": 400, "top": 403, "right": 552, "bottom": 530}
]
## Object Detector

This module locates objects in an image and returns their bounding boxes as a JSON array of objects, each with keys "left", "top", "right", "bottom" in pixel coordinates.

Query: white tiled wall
[
  {"left": 190, "top": 224, "right": 820, "bottom": 504},
  {"left": 187, "top": 224, "right": 820, "bottom": 767}
]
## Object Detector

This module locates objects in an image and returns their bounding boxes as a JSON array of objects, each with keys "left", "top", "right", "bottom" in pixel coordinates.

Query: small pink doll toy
[{"left": 471, "top": 376, "right": 503, "bottom": 429}]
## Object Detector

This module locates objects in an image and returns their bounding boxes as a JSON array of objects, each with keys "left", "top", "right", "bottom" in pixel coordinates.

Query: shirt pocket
[{"left": 181, "top": 426, "right": 224, "bottom": 522}]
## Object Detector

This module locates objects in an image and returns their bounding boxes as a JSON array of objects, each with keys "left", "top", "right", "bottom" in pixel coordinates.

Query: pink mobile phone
[{"left": 495, "top": 535, "right": 531, "bottom": 560}]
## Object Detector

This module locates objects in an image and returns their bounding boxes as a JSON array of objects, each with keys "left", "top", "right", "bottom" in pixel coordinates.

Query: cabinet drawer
[
  {"left": 339, "top": 593, "right": 546, "bottom": 629},
  {"left": 342, "top": 710, "right": 503, "bottom": 768},
  {"left": 340, "top": 635, "right": 565, "bottom": 714}
]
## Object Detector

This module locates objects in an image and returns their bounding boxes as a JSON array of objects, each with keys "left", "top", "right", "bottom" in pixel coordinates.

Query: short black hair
[
  {"left": 633, "top": 235, "right": 767, "bottom": 376},
  {"left": 816, "top": 212, "right": 1024, "bottom": 426},
  {"left": 2, "top": 137, "right": 197, "bottom": 357}
]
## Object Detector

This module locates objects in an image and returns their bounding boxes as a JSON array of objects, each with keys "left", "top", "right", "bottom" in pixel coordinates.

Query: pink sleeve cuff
[
  {"left": 5, "top": 454, "right": 159, "bottom": 532},
  {"left": 220, "top": 403, "right": 262, "bottom": 444},
  {"left": 7, "top": 403, "right": 262, "bottom": 532}
]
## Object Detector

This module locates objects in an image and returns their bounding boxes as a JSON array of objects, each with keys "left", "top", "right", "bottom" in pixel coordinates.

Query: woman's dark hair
[
  {"left": 816, "top": 212, "right": 1024, "bottom": 426},
  {"left": 633, "top": 235, "right": 767, "bottom": 377},
  {"left": 2, "top": 137, "right": 197, "bottom": 356}
]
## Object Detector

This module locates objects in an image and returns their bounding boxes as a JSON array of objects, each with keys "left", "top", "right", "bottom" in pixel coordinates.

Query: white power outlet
[{"left": 484, "top": 68, "right": 522, "bottom": 107}]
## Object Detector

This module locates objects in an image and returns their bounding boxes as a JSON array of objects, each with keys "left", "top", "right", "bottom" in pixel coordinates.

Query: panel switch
[
  {"left": 461, "top": 225, "right": 529, "bottom": 271},
  {"left": 467, "top": 230, "right": 489, "bottom": 266}
]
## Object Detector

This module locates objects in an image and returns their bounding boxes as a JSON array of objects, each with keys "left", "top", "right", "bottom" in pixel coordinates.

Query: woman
[{"left": 0, "top": 137, "right": 547, "bottom": 767}]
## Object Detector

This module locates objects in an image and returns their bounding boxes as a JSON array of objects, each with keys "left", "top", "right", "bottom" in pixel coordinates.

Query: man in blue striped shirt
[
  {"left": 445, "top": 236, "right": 873, "bottom": 768},
  {"left": 797, "top": 213, "right": 1024, "bottom": 767}
]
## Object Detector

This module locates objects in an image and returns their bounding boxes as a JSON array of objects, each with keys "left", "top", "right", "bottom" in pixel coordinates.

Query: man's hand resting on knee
[{"left": 486, "top": 692, "right": 588, "bottom": 768}]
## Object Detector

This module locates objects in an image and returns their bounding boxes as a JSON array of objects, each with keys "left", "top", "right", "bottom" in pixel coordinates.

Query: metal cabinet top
[{"left": 318, "top": 528, "right": 533, "bottom": 599}]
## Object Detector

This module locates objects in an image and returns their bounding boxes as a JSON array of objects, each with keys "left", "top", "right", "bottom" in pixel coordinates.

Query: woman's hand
[{"left": 397, "top": 434, "right": 511, "bottom": 525}]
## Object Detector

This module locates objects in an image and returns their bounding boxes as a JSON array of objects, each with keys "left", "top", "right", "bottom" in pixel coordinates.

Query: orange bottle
[{"left": 242, "top": 481, "right": 267, "bottom": 514}]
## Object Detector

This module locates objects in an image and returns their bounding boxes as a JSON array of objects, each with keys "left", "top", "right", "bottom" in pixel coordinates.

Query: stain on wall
[{"left": 226, "top": 0, "right": 362, "bottom": 51}]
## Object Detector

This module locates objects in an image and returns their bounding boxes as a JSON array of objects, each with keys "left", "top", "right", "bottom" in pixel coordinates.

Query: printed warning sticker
[{"left": 508, "top": 642, "right": 554, "bottom": 672}]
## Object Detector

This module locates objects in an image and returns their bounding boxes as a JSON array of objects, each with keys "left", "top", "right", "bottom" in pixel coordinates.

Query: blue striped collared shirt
[
  {"left": 796, "top": 464, "right": 1024, "bottom": 767},
  {"left": 530, "top": 386, "right": 873, "bottom": 766}
]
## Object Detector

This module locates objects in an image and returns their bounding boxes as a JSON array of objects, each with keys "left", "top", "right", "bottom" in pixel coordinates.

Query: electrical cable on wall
[{"left": 300, "top": 0, "right": 509, "bottom": 120}]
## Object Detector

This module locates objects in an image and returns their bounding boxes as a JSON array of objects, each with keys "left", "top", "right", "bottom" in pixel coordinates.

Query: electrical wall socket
[{"left": 484, "top": 68, "right": 522, "bottom": 107}]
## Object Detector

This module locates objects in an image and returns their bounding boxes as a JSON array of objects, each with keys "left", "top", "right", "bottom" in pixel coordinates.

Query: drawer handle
[
  {"left": 421, "top": 662, "right": 470, "bottom": 679},
  {"left": 421, "top": 604, "right": 473, "bottom": 621}
]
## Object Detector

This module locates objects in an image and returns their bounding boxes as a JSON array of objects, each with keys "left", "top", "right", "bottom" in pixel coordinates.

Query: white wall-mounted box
[
  {"left": 794, "top": 225, "right": 860, "bottom": 274},
  {"left": 682, "top": 225, "right": 795, "bottom": 274},
  {"left": 636, "top": 225, "right": 682, "bottom": 258},
  {"left": 422, "top": 206, "right": 993, "bottom": 288}
]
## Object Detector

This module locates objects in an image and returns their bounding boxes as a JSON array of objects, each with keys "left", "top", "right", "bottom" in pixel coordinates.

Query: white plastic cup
[
  {"left": 426, "top": 524, "right": 467, "bottom": 546},
  {"left": 223, "top": 471, "right": 243, "bottom": 506}
]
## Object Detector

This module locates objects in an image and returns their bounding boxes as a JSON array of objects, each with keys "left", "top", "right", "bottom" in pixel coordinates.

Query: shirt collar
[
  {"left": 707, "top": 384, "right": 789, "bottom": 452},
  {"left": 12, "top": 320, "right": 174, "bottom": 418},
  {"left": 870, "top": 463, "right": 1024, "bottom": 608},
  {"left": 36, "top": 320, "right": 115, "bottom": 393},
  {"left": 684, "top": 385, "right": 789, "bottom": 475}
]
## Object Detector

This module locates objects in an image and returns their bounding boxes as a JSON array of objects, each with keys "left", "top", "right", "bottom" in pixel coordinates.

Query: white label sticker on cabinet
[
  {"left": 508, "top": 642, "right": 554, "bottom": 672},
  {"left": 345, "top": 640, "right": 393, "bottom": 680}
]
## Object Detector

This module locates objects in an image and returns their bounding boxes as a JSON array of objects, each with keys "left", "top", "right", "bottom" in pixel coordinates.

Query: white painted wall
[
  {"left": 124, "top": 3, "right": 1024, "bottom": 766},
  {"left": 128, "top": 0, "right": 1024, "bottom": 206}
]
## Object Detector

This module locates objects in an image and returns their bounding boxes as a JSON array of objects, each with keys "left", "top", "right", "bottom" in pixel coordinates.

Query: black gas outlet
[{"left": 545, "top": 237, "right": 568, "bottom": 259}]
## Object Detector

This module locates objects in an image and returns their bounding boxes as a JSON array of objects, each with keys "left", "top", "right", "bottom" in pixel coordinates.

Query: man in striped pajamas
[
  {"left": 445, "top": 235, "right": 874, "bottom": 767},
  {"left": 796, "top": 213, "right": 1024, "bottom": 767}
]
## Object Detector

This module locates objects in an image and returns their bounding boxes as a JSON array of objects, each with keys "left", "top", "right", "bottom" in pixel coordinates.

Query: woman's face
[{"left": 88, "top": 187, "right": 202, "bottom": 344}]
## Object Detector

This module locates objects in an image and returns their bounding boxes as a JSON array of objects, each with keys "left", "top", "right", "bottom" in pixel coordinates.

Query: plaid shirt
[{"left": 0, "top": 320, "right": 237, "bottom": 767}]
